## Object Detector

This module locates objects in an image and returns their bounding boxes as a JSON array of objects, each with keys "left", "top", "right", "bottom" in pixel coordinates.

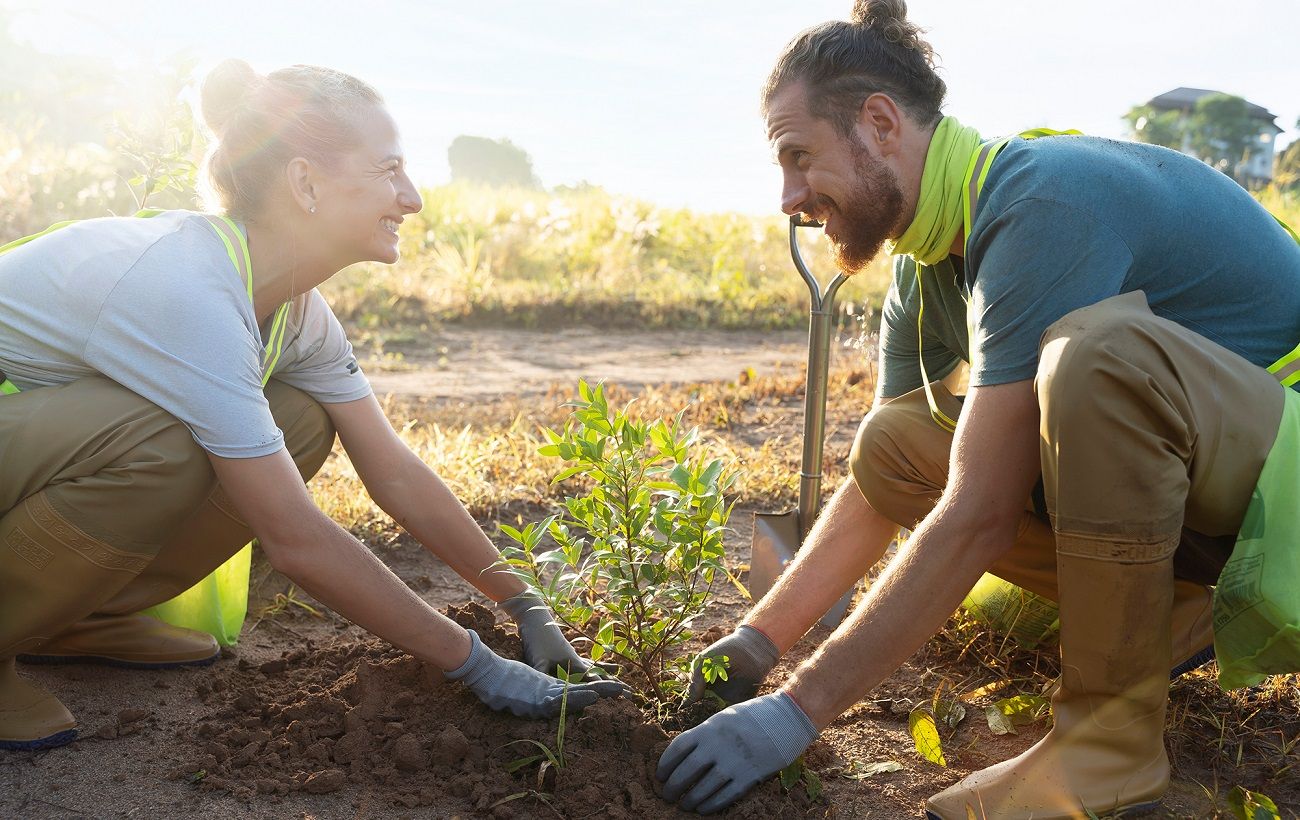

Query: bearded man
[{"left": 654, "top": 1, "right": 1300, "bottom": 817}]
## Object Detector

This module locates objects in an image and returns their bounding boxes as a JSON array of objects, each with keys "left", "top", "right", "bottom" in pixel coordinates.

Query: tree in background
[
  {"left": 1124, "top": 105, "right": 1184, "bottom": 150},
  {"left": 1187, "top": 93, "right": 1261, "bottom": 179},
  {"left": 1275, "top": 119, "right": 1300, "bottom": 192},
  {"left": 447, "top": 135, "right": 540, "bottom": 188},
  {"left": 1125, "top": 92, "right": 1265, "bottom": 185}
]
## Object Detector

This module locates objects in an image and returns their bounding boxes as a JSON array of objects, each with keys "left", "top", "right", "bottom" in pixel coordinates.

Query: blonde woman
[{"left": 0, "top": 60, "right": 621, "bottom": 751}]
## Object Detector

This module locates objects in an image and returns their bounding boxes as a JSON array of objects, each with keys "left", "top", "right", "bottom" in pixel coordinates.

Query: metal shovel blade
[{"left": 747, "top": 215, "right": 855, "bottom": 628}]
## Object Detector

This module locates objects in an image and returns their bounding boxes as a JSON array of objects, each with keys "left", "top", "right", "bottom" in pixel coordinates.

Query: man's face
[{"left": 767, "top": 83, "right": 907, "bottom": 273}]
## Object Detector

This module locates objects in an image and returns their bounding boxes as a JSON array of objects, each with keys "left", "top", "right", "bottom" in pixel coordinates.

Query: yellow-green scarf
[{"left": 887, "top": 116, "right": 984, "bottom": 265}]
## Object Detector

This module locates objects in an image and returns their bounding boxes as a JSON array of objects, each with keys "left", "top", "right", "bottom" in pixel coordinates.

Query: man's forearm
[
  {"left": 265, "top": 510, "right": 473, "bottom": 670},
  {"left": 782, "top": 509, "right": 1007, "bottom": 727},
  {"left": 745, "top": 480, "right": 898, "bottom": 653}
]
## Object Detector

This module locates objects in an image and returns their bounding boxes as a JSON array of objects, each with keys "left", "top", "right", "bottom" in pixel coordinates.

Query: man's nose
[{"left": 781, "top": 172, "right": 811, "bottom": 216}]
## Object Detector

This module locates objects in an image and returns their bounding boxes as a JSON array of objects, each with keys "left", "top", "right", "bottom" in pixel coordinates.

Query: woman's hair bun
[{"left": 200, "top": 58, "right": 261, "bottom": 135}]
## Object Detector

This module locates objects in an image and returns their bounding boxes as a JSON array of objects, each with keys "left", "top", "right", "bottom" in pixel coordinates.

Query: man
[{"left": 655, "top": 3, "right": 1300, "bottom": 818}]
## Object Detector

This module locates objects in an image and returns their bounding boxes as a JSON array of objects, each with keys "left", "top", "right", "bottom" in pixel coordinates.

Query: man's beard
[{"left": 821, "top": 136, "right": 907, "bottom": 274}]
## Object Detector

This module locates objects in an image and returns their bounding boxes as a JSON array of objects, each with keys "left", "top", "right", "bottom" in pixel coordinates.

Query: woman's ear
[{"left": 285, "top": 157, "right": 318, "bottom": 214}]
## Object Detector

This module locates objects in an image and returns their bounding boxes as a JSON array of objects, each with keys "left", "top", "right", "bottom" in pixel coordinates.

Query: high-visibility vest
[
  {"left": 917, "top": 130, "right": 1300, "bottom": 432},
  {"left": 0, "top": 210, "right": 290, "bottom": 394}
]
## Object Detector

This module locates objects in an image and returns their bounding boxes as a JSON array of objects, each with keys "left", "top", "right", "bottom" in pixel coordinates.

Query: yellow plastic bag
[
  {"left": 961, "top": 573, "right": 1060, "bottom": 649},
  {"left": 142, "top": 543, "right": 252, "bottom": 647},
  {"left": 1213, "top": 390, "right": 1300, "bottom": 689}
]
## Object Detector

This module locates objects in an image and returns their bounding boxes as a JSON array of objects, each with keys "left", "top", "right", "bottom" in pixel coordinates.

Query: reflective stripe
[
  {"left": 194, "top": 214, "right": 289, "bottom": 387},
  {"left": 916, "top": 268, "right": 959, "bottom": 433},
  {"left": 0, "top": 210, "right": 290, "bottom": 392},
  {"left": 918, "top": 128, "right": 1080, "bottom": 430}
]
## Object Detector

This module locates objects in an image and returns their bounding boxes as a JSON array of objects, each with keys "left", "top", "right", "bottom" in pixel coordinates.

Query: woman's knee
[{"left": 265, "top": 381, "right": 337, "bottom": 482}]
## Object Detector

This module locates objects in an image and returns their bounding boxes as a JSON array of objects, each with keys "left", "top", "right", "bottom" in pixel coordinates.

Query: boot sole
[
  {"left": 1170, "top": 644, "right": 1215, "bottom": 679},
  {"left": 925, "top": 799, "right": 1162, "bottom": 820},
  {"left": 0, "top": 728, "right": 78, "bottom": 752},
  {"left": 16, "top": 652, "right": 220, "bottom": 670}
]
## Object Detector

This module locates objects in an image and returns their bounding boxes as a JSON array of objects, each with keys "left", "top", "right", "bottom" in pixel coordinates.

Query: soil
[{"left": 3, "top": 329, "right": 1297, "bottom": 819}]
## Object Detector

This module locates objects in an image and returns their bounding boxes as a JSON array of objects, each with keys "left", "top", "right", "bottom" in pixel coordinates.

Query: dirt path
[{"left": 364, "top": 327, "right": 815, "bottom": 400}]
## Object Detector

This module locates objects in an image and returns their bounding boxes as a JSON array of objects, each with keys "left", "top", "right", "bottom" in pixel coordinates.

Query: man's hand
[
  {"left": 499, "top": 592, "right": 615, "bottom": 680},
  {"left": 657, "top": 691, "right": 817, "bottom": 814},
  {"left": 446, "top": 630, "right": 628, "bottom": 718},
  {"left": 687, "top": 624, "right": 779, "bottom": 705}
]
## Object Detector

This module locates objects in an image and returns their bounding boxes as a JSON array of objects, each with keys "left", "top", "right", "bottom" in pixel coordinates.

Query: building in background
[{"left": 1130, "top": 87, "right": 1283, "bottom": 189}]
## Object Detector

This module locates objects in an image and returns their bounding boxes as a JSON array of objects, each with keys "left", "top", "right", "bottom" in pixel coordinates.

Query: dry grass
[{"left": 311, "top": 348, "right": 878, "bottom": 534}]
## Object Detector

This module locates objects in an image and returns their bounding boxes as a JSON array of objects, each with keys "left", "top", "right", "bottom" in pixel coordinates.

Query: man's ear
[
  {"left": 285, "top": 157, "right": 317, "bottom": 214},
  {"left": 856, "top": 93, "right": 905, "bottom": 157}
]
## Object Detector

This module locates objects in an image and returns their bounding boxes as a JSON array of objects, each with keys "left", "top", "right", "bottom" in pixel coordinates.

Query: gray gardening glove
[
  {"left": 500, "top": 592, "right": 611, "bottom": 680},
  {"left": 657, "top": 691, "right": 818, "bottom": 814},
  {"left": 687, "top": 624, "right": 779, "bottom": 705},
  {"left": 446, "top": 630, "right": 628, "bottom": 719}
]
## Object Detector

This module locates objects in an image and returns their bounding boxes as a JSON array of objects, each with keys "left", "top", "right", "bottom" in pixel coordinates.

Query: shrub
[{"left": 498, "top": 380, "right": 736, "bottom": 705}]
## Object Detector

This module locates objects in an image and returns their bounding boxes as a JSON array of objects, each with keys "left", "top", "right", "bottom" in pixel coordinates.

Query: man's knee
[{"left": 849, "top": 391, "right": 949, "bottom": 527}]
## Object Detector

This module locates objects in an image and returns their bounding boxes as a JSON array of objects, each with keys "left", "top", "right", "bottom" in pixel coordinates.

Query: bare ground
[{"left": 2, "top": 329, "right": 1297, "bottom": 819}]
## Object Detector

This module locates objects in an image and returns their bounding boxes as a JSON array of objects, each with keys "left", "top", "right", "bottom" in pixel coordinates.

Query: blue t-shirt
[{"left": 877, "top": 136, "right": 1300, "bottom": 397}]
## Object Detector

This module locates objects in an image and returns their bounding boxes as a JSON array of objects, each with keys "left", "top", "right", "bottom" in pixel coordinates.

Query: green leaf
[
  {"left": 802, "top": 768, "right": 823, "bottom": 802},
  {"left": 842, "top": 760, "right": 903, "bottom": 780},
  {"left": 985, "top": 694, "right": 1050, "bottom": 735},
  {"left": 1227, "top": 786, "right": 1281, "bottom": 820},
  {"left": 908, "top": 708, "right": 946, "bottom": 767},
  {"left": 934, "top": 698, "right": 966, "bottom": 730},
  {"left": 779, "top": 760, "right": 801, "bottom": 791}
]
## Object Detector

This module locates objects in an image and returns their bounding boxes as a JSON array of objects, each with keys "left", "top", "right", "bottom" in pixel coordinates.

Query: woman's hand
[
  {"left": 446, "top": 630, "right": 628, "bottom": 718},
  {"left": 500, "top": 592, "right": 616, "bottom": 680}
]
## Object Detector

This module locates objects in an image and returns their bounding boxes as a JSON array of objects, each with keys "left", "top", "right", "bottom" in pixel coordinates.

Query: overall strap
[
  {"left": 1264, "top": 218, "right": 1300, "bottom": 386},
  {"left": 196, "top": 214, "right": 290, "bottom": 387},
  {"left": 918, "top": 128, "right": 1080, "bottom": 432}
]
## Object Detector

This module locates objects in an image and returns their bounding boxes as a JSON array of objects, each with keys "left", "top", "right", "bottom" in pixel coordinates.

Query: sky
[{"left": 5, "top": 0, "right": 1298, "bottom": 214}]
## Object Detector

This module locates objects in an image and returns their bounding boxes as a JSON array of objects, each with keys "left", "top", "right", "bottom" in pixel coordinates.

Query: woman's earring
[{"left": 309, "top": 206, "right": 317, "bottom": 214}]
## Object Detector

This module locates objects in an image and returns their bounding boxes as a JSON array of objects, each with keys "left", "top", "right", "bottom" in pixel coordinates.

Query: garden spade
[{"left": 749, "top": 214, "right": 855, "bottom": 627}]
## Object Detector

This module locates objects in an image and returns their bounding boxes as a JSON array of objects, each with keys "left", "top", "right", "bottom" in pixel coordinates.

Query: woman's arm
[
  {"left": 211, "top": 447, "right": 475, "bottom": 667},
  {"left": 210, "top": 447, "right": 625, "bottom": 713},
  {"left": 321, "top": 394, "right": 526, "bottom": 602}
]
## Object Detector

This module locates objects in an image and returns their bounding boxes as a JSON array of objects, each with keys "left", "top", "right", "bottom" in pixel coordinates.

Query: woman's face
[{"left": 315, "top": 105, "right": 423, "bottom": 268}]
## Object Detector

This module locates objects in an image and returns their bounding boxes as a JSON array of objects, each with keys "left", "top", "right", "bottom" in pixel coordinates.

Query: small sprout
[{"left": 700, "top": 655, "right": 729, "bottom": 684}]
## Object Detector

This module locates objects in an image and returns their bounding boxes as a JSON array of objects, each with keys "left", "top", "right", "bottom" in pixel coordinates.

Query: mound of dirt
[{"left": 171, "top": 602, "right": 830, "bottom": 818}]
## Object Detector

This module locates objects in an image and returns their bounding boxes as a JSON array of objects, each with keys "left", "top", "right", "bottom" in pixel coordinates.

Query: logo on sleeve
[{"left": 346, "top": 359, "right": 359, "bottom": 375}]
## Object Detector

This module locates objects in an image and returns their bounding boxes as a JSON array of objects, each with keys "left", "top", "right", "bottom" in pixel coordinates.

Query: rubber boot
[
  {"left": 16, "top": 491, "right": 248, "bottom": 668},
  {"left": 0, "top": 659, "right": 76, "bottom": 751},
  {"left": 0, "top": 494, "right": 152, "bottom": 750},
  {"left": 18, "top": 615, "right": 218, "bottom": 668},
  {"left": 924, "top": 539, "right": 1176, "bottom": 820},
  {"left": 992, "top": 515, "right": 1214, "bottom": 678},
  {"left": 853, "top": 387, "right": 1213, "bottom": 676}
]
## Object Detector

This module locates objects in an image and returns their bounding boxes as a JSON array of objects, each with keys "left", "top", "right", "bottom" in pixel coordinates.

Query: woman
[{"left": 0, "top": 60, "right": 622, "bottom": 752}]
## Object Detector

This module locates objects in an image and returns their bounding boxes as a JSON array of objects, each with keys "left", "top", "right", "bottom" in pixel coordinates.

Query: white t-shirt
[{"left": 0, "top": 210, "right": 373, "bottom": 457}]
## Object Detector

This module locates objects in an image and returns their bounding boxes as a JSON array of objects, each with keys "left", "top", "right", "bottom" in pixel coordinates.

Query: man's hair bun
[{"left": 851, "top": 0, "right": 931, "bottom": 57}]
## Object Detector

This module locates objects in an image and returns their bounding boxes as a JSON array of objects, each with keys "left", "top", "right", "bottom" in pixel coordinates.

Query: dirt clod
[{"left": 303, "top": 769, "right": 346, "bottom": 794}]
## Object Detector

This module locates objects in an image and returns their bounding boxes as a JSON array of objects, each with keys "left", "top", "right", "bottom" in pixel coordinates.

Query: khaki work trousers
[
  {"left": 849, "top": 291, "right": 1284, "bottom": 629},
  {"left": 0, "top": 377, "right": 336, "bottom": 652}
]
